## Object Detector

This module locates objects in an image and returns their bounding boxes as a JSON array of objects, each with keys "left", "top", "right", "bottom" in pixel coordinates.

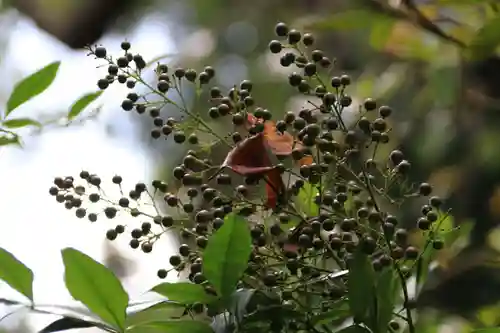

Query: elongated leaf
[
  {"left": 297, "top": 182, "right": 319, "bottom": 217},
  {"left": 470, "top": 329, "right": 500, "bottom": 333},
  {"left": 376, "top": 268, "right": 399, "bottom": 333},
  {"left": 151, "top": 282, "right": 216, "bottom": 305},
  {"left": 38, "top": 317, "right": 113, "bottom": 333},
  {"left": 68, "top": 91, "right": 103, "bottom": 120},
  {"left": 125, "top": 302, "right": 186, "bottom": 327},
  {"left": 128, "top": 320, "right": 213, "bottom": 333},
  {"left": 203, "top": 213, "right": 252, "bottom": 300},
  {"left": 347, "top": 247, "right": 375, "bottom": 323},
  {"left": 466, "top": 14, "right": 500, "bottom": 60},
  {"left": 61, "top": 248, "right": 129, "bottom": 332},
  {"left": 0, "top": 135, "right": 20, "bottom": 146},
  {"left": 0, "top": 247, "right": 34, "bottom": 302},
  {"left": 310, "top": 299, "right": 350, "bottom": 325},
  {"left": 2, "top": 118, "right": 41, "bottom": 129},
  {"left": 6, "top": 62, "right": 60, "bottom": 116}
]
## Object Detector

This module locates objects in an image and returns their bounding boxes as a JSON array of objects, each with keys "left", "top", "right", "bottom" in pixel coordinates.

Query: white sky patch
[{"left": 0, "top": 11, "right": 178, "bottom": 333}]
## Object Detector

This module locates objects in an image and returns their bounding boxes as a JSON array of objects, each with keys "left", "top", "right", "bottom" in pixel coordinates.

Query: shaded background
[{"left": 1, "top": 0, "right": 500, "bottom": 332}]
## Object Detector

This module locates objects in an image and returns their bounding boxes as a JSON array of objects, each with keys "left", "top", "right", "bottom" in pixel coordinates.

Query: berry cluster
[{"left": 50, "top": 22, "right": 448, "bottom": 332}]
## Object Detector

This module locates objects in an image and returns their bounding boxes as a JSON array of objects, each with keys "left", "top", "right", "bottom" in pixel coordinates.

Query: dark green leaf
[
  {"left": 151, "top": 282, "right": 216, "bottom": 305},
  {"left": 311, "top": 10, "right": 396, "bottom": 31},
  {"left": 375, "top": 268, "right": 399, "bottom": 333},
  {"left": 6, "top": 62, "right": 60, "bottom": 116},
  {"left": 0, "top": 135, "right": 20, "bottom": 146},
  {"left": 203, "top": 213, "right": 252, "bottom": 300},
  {"left": 347, "top": 247, "right": 375, "bottom": 323},
  {"left": 125, "top": 302, "right": 186, "bottom": 327},
  {"left": 437, "top": 0, "right": 497, "bottom": 4},
  {"left": 68, "top": 91, "right": 103, "bottom": 120},
  {"left": 0, "top": 247, "right": 34, "bottom": 302},
  {"left": 2, "top": 118, "right": 41, "bottom": 129},
  {"left": 61, "top": 248, "right": 129, "bottom": 332},
  {"left": 38, "top": 317, "right": 114, "bottom": 333},
  {"left": 310, "top": 299, "right": 350, "bottom": 325},
  {"left": 470, "top": 329, "right": 500, "bottom": 333},
  {"left": 128, "top": 320, "right": 214, "bottom": 333},
  {"left": 466, "top": 14, "right": 500, "bottom": 60},
  {"left": 336, "top": 325, "right": 372, "bottom": 333},
  {"left": 426, "top": 66, "right": 460, "bottom": 108}
]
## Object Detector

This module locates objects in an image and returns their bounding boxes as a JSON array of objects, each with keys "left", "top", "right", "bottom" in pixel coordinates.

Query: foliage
[
  {"left": 4, "top": 0, "right": 500, "bottom": 332},
  {"left": 0, "top": 61, "right": 103, "bottom": 148}
]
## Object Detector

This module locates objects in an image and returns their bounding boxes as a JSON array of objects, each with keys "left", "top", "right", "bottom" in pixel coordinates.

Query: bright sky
[{"left": 0, "top": 11, "right": 180, "bottom": 332}]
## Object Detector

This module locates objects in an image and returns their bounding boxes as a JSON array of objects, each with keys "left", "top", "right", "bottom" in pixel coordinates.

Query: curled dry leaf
[{"left": 222, "top": 113, "right": 312, "bottom": 208}]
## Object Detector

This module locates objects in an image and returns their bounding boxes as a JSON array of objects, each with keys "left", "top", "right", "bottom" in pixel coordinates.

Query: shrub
[{"left": 0, "top": 22, "right": 461, "bottom": 333}]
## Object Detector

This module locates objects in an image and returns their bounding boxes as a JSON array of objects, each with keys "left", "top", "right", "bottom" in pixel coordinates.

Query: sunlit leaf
[
  {"left": 0, "top": 135, "right": 20, "bottom": 146},
  {"left": 128, "top": 320, "right": 213, "bottom": 333},
  {"left": 312, "top": 10, "right": 395, "bottom": 31},
  {"left": 466, "top": 14, "right": 500, "bottom": 60},
  {"left": 6, "top": 62, "right": 60, "bottom": 116},
  {"left": 62, "top": 248, "right": 129, "bottom": 332},
  {"left": 369, "top": 18, "right": 396, "bottom": 50},
  {"left": 151, "top": 282, "right": 217, "bottom": 305},
  {"left": 125, "top": 302, "right": 186, "bottom": 327},
  {"left": 68, "top": 91, "right": 103, "bottom": 120},
  {"left": 0, "top": 248, "right": 34, "bottom": 302},
  {"left": 347, "top": 247, "right": 375, "bottom": 323},
  {"left": 2, "top": 118, "right": 41, "bottom": 129},
  {"left": 203, "top": 213, "right": 252, "bottom": 301},
  {"left": 297, "top": 182, "right": 319, "bottom": 217}
]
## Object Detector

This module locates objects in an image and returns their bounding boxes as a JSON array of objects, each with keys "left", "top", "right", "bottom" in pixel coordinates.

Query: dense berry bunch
[{"left": 50, "top": 22, "right": 450, "bottom": 333}]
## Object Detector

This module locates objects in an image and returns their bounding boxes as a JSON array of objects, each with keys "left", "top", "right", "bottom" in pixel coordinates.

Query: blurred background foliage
[{"left": 3, "top": 0, "right": 500, "bottom": 332}]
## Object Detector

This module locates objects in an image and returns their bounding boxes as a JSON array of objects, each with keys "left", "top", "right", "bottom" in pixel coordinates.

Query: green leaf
[
  {"left": 6, "top": 62, "right": 60, "bottom": 116},
  {"left": 128, "top": 320, "right": 214, "bottom": 333},
  {"left": 0, "top": 135, "right": 20, "bottom": 146},
  {"left": 310, "top": 299, "right": 350, "bottom": 325},
  {"left": 470, "top": 329, "right": 500, "bottom": 333},
  {"left": 312, "top": 9, "right": 396, "bottom": 31},
  {"left": 296, "top": 182, "right": 319, "bottom": 216},
  {"left": 437, "top": 0, "right": 498, "bottom": 4},
  {"left": 425, "top": 66, "right": 460, "bottom": 108},
  {"left": 125, "top": 302, "right": 186, "bottom": 327},
  {"left": 2, "top": 118, "right": 41, "bottom": 129},
  {"left": 347, "top": 247, "right": 376, "bottom": 323},
  {"left": 68, "top": 91, "right": 103, "bottom": 120},
  {"left": 369, "top": 18, "right": 396, "bottom": 50},
  {"left": 61, "top": 248, "right": 129, "bottom": 332},
  {"left": 375, "top": 268, "right": 399, "bottom": 333},
  {"left": 0, "top": 247, "right": 34, "bottom": 302},
  {"left": 151, "top": 282, "right": 217, "bottom": 305},
  {"left": 203, "top": 213, "right": 252, "bottom": 300},
  {"left": 466, "top": 14, "right": 500, "bottom": 60}
]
